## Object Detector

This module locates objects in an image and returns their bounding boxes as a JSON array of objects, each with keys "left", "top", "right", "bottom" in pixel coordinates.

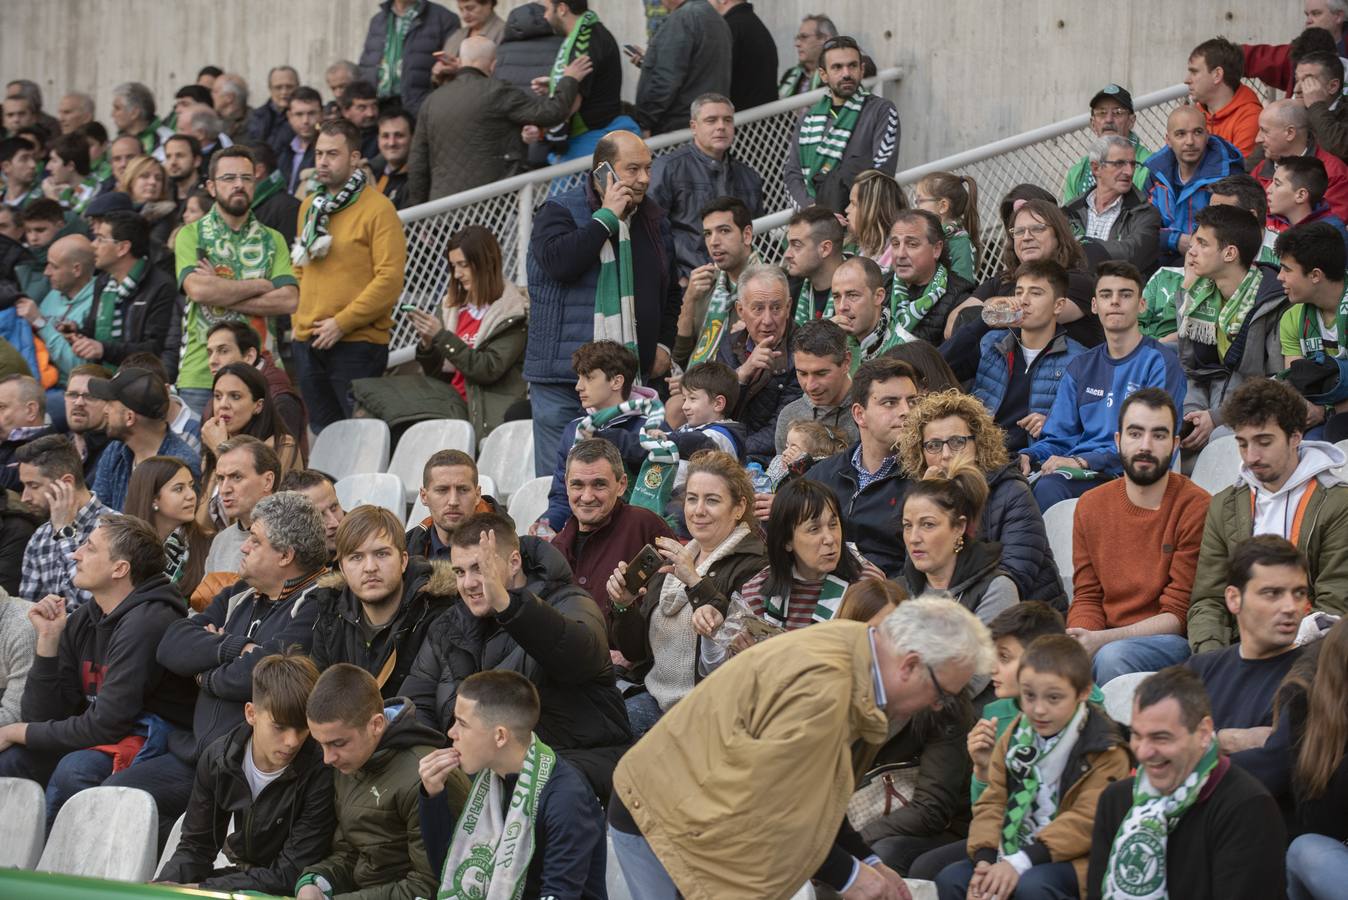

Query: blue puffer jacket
[
  {"left": 358, "top": 1, "right": 460, "bottom": 115},
  {"left": 973, "top": 329, "right": 1086, "bottom": 419},
  {"left": 1144, "top": 135, "right": 1244, "bottom": 263},
  {"left": 525, "top": 182, "right": 681, "bottom": 385}
]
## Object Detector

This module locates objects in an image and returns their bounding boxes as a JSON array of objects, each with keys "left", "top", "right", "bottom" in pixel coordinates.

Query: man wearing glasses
[
  {"left": 1062, "top": 134, "right": 1163, "bottom": 276},
  {"left": 173, "top": 146, "right": 298, "bottom": 417},
  {"left": 1060, "top": 83, "right": 1152, "bottom": 204}
]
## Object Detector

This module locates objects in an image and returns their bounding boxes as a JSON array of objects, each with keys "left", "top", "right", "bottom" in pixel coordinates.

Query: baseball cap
[
  {"left": 1089, "top": 84, "right": 1134, "bottom": 112},
  {"left": 88, "top": 366, "right": 169, "bottom": 419},
  {"left": 84, "top": 191, "right": 134, "bottom": 219}
]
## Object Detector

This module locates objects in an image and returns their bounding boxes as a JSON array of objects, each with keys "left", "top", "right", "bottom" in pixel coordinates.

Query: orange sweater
[
  {"left": 1067, "top": 473, "right": 1211, "bottom": 631},
  {"left": 1200, "top": 84, "right": 1264, "bottom": 158}
]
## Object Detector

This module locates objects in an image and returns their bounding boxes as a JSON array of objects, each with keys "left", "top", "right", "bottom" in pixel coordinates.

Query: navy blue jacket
[
  {"left": 806, "top": 445, "right": 907, "bottom": 577},
  {"left": 420, "top": 751, "right": 607, "bottom": 899},
  {"left": 973, "top": 328, "right": 1086, "bottom": 422},
  {"left": 358, "top": 1, "right": 461, "bottom": 115},
  {"left": 525, "top": 182, "right": 681, "bottom": 385},
  {"left": 543, "top": 404, "right": 650, "bottom": 531}
]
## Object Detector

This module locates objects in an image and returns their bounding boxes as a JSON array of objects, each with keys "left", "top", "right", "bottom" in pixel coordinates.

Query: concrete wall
[{"left": 2, "top": 0, "right": 1290, "bottom": 170}]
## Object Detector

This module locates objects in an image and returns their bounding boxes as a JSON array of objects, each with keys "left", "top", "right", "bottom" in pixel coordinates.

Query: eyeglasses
[
  {"left": 63, "top": 391, "right": 99, "bottom": 402},
  {"left": 1099, "top": 159, "right": 1139, "bottom": 170},
  {"left": 922, "top": 435, "right": 975, "bottom": 455},
  {"left": 213, "top": 173, "right": 256, "bottom": 185},
  {"left": 926, "top": 662, "right": 956, "bottom": 711},
  {"left": 1091, "top": 108, "right": 1132, "bottom": 120},
  {"left": 1009, "top": 223, "right": 1050, "bottom": 239}
]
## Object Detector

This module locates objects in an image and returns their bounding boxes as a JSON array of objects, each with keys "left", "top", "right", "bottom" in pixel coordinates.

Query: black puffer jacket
[
  {"left": 403, "top": 537, "right": 630, "bottom": 794},
  {"left": 807, "top": 445, "right": 908, "bottom": 577},
  {"left": 981, "top": 464, "right": 1066, "bottom": 610},
  {"left": 309, "top": 557, "right": 457, "bottom": 698},
  {"left": 157, "top": 722, "right": 334, "bottom": 895},
  {"left": 82, "top": 264, "right": 179, "bottom": 375},
  {"left": 0, "top": 489, "right": 40, "bottom": 595},
  {"left": 901, "top": 539, "right": 1020, "bottom": 621},
  {"left": 494, "top": 2, "right": 564, "bottom": 92},
  {"left": 883, "top": 268, "right": 976, "bottom": 346},
  {"left": 357, "top": 0, "right": 461, "bottom": 115}
]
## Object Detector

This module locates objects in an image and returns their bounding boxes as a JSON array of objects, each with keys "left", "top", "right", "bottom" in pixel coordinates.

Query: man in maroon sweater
[{"left": 550, "top": 438, "right": 672, "bottom": 627}]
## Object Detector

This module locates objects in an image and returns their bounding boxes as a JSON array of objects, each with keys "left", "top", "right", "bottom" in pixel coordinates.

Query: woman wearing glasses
[{"left": 898, "top": 390, "right": 1063, "bottom": 610}]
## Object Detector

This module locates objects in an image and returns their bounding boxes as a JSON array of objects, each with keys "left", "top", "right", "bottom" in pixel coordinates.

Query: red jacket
[
  {"left": 1243, "top": 42, "right": 1294, "bottom": 95},
  {"left": 1251, "top": 142, "right": 1348, "bottom": 221},
  {"left": 1200, "top": 85, "right": 1265, "bottom": 157}
]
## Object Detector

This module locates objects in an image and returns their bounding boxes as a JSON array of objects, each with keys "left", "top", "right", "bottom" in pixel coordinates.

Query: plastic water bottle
[
  {"left": 747, "top": 462, "right": 773, "bottom": 495},
  {"left": 981, "top": 297, "right": 1024, "bottom": 328}
]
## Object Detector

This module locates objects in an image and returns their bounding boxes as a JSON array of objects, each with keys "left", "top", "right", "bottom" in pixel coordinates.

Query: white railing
[{"left": 388, "top": 68, "right": 905, "bottom": 366}]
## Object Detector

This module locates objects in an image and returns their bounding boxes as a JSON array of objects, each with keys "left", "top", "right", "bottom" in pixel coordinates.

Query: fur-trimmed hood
[{"left": 316, "top": 556, "right": 457, "bottom": 602}]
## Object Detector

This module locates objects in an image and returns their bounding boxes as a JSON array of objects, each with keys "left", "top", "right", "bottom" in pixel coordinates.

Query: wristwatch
[{"left": 56, "top": 524, "right": 77, "bottom": 541}]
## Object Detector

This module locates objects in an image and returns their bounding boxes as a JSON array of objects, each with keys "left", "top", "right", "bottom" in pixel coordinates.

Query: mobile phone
[
  {"left": 1179, "top": 418, "right": 1196, "bottom": 440},
  {"left": 623, "top": 44, "right": 642, "bottom": 58},
  {"left": 624, "top": 544, "right": 664, "bottom": 595},
  {"left": 593, "top": 161, "right": 617, "bottom": 195},
  {"left": 398, "top": 303, "right": 419, "bottom": 313}
]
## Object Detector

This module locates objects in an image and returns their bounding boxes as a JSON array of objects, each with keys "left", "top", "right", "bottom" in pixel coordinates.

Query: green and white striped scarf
[
  {"left": 1103, "top": 739, "right": 1219, "bottom": 900},
  {"left": 591, "top": 207, "right": 638, "bottom": 359},
  {"left": 292, "top": 167, "right": 366, "bottom": 266},
  {"left": 793, "top": 278, "right": 832, "bottom": 327},
  {"left": 59, "top": 177, "right": 101, "bottom": 215},
  {"left": 888, "top": 264, "right": 949, "bottom": 345},
  {"left": 1178, "top": 264, "right": 1261, "bottom": 348},
  {"left": 438, "top": 733, "right": 556, "bottom": 900},
  {"left": 93, "top": 257, "right": 147, "bottom": 347},
  {"left": 796, "top": 87, "right": 869, "bottom": 198},
  {"left": 378, "top": 1, "right": 421, "bottom": 98},
  {"left": 548, "top": 9, "right": 599, "bottom": 139},
  {"left": 577, "top": 394, "right": 677, "bottom": 517},
  {"left": 779, "top": 66, "right": 822, "bottom": 99},
  {"left": 1000, "top": 703, "right": 1086, "bottom": 856},
  {"left": 690, "top": 252, "right": 759, "bottom": 365},
  {"left": 763, "top": 572, "right": 849, "bottom": 626}
]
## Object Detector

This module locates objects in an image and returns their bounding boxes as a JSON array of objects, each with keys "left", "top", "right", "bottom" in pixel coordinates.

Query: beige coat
[{"left": 611, "top": 620, "right": 890, "bottom": 899}]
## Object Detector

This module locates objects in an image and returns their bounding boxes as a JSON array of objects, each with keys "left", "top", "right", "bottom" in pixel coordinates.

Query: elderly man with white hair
[
  {"left": 177, "top": 103, "right": 233, "bottom": 161},
  {"left": 1250, "top": 97, "right": 1348, "bottom": 220},
  {"left": 1062, "top": 134, "right": 1162, "bottom": 274},
  {"left": 210, "top": 73, "right": 251, "bottom": 142},
  {"left": 111, "top": 81, "right": 172, "bottom": 154},
  {"left": 609, "top": 595, "right": 995, "bottom": 900}
]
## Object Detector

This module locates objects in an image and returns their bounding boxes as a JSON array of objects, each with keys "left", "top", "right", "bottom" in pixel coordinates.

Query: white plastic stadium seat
[
  {"left": 507, "top": 476, "right": 553, "bottom": 535},
  {"left": 388, "top": 420, "right": 477, "bottom": 503},
  {"left": 1101, "top": 671, "right": 1155, "bottom": 727},
  {"left": 1042, "top": 498, "right": 1078, "bottom": 600},
  {"left": 309, "top": 419, "right": 392, "bottom": 481},
  {"left": 407, "top": 497, "right": 431, "bottom": 529},
  {"left": 476, "top": 420, "right": 534, "bottom": 502},
  {"left": 37, "top": 786, "right": 157, "bottom": 881},
  {"left": 0, "top": 776, "right": 45, "bottom": 869},
  {"left": 906, "top": 880, "right": 939, "bottom": 900},
  {"left": 478, "top": 474, "right": 496, "bottom": 499},
  {"left": 1189, "top": 434, "right": 1242, "bottom": 495},
  {"left": 337, "top": 473, "right": 407, "bottom": 521}
]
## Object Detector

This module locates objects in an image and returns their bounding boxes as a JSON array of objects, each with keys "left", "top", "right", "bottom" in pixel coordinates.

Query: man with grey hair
[
  {"left": 5, "top": 79, "right": 61, "bottom": 137},
  {"left": 124, "top": 490, "right": 327, "bottom": 845},
  {"left": 247, "top": 65, "right": 299, "bottom": 150},
  {"left": 111, "top": 82, "right": 172, "bottom": 154},
  {"left": 778, "top": 13, "right": 837, "bottom": 97},
  {"left": 1061, "top": 84, "right": 1153, "bottom": 203},
  {"left": 210, "top": 74, "right": 251, "bottom": 142},
  {"left": 1062, "top": 134, "right": 1162, "bottom": 273},
  {"left": 325, "top": 60, "right": 360, "bottom": 102},
  {"left": 1251, "top": 97, "right": 1348, "bottom": 220},
  {"left": 611, "top": 595, "right": 994, "bottom": 899},
  {"left": 56, "top": 92, "right": 95, "bottom": 135},
  {"left": 178, "top": 104, "right": 233, "bottom": 161},
  {"left": 648, "top": 93, "right": 765, "bottom": 278}
]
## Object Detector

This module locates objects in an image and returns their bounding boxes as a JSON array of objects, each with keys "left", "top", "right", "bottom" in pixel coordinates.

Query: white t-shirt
[
  {"left": 1021, "top": 346, "right": 1044, "bottom": 369},
  {"left": 242, "top": 738, "right": 289, "bottom": 800}
]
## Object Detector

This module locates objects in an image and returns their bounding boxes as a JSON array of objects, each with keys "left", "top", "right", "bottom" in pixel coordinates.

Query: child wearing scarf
[{"left": 936, "top": 635, "right": 1130, "bottom": 900}]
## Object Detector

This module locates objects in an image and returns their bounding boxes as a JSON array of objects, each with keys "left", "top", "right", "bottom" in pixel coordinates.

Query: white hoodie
[{"left": 1238, "top": 440, "right": 1348, "bottom": 538}]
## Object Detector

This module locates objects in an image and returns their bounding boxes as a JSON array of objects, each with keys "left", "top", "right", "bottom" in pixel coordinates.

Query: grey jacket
[
  {"left": 634, "top": 0, "right": 732, "bottom": 135},
  {"left": 783, "top": 93, "right": 901, "bottom": 213},
  {"left": 1063, "top": 187, "right": 1163, "bottom": 275},
  {"left": 648, "top": 142, "right": 765, "bottom": 278},
  {"left": 1308, "top": 97, "right": 1348, "bottom": 161},
  {"left": 773, "top": 394, "right": 860, "bottom": 454},
  {"left": 406, "top": 68, "right": 579, "bottom": 205}
]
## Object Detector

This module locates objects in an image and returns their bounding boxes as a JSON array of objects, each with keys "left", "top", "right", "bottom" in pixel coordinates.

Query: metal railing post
[{"left": 516, "top": 183, "right": 535, "bottom": 286}]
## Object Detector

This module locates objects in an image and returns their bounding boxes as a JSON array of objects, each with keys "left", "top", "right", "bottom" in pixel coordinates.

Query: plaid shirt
[
  {"left": 20, "top": 493, "right": 109, "bottom": 610},
  {"left": 850, "top": 444, "right": 898, "bottom": 492}
]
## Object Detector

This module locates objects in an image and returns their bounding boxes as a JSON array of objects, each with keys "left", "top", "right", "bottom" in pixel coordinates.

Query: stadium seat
[
  {"left": 479, "top": 474, "right": 496, "bottom": 500},
  {"left": 155, "top": 813, "right": 185, "bottom": 879},
  {"left": 336, "top": 472, "right": 407, "bottom": 521},
  {"left": 405, "top": 474, "right": 498, "bottom": 530},
  {"left": 37, "top": 786, "right": 158, "bottom": 881},
  {"left": 1189, "top": 434, "right": 1241, "bottom": 495},
  {"left": 907, "top": 880, "right": 938, "bottom": 900},
  {"left": 1101, "top": 670, "right": 1154, "bottom": 726},
  {"left": 0, "top": 777, "right": 45, "bottom": 869},
  {"left": 309, "top": 419, "right": 392, "bottom": 481},
  {"left": 506, "top": 476, "right": 553, "bottom": 535},
  {"left": 1042, "top": 498, "right": 1078, "bottom": 600},
  {"left": 476, "top": 420, "right": 534, "bottom": 503},
  {"left": 388, "top": 419, "right": 477, "bottom": 503}
]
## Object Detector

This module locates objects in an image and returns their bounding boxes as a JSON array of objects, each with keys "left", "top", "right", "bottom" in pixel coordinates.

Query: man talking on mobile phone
[{"left": 525, "top": 130, "right": 683, "bottom": 477}]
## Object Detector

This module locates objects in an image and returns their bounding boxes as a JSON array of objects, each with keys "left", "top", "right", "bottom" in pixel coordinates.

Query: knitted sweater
[{"left": 1067, "top": 473, "right": 1211, "bottom": 630}]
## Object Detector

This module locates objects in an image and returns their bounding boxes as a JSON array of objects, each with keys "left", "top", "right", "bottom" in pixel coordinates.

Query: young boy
[
  {"left": 648, "top": 360, "right": 746, "bottom": 463},
  {"left": 157, "top": 652, "right": 334, "bottom": 894},
  {"left": 973, "top": 260, "right": 1086, "bottom": 452},
  {"left": 936, "top": 635, "right": 1131, "bottom": 900},
  {"left": 419, "top": 670, "right": 607, "bottom": 899},
  {"left": 1264, "top": 155, "right": 1348, "bottom": 256},
  {"left": 1275, "top": 221, "right": 1348, "bottom": 437},
  {"left": 295, "top": 664, "right": 468, "bottom": 900}
]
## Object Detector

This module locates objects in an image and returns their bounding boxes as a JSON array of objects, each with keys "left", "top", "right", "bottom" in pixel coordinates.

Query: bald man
[
  {"left": 1250, "top": 98, "right": 1348, "bottom": 220},
  {"left": 57, "top": 93, "right": 95, "bottom": 134},
  {"left": 1143, "top": 105, "right": 1245, "bottom": 265},
  {"left": 830, "top": 256, "right": 892, "bottom": 363},
  {"left": 405, "top": 35, "right": 592, "bottom": 204},
  {"left": 11, "top": 234, "right": 95, "bottom": 424}
]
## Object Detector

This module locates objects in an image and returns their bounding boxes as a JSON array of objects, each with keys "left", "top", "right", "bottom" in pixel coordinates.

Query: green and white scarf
[
  {"left": 591, "top": 207, "right": 638, "bottom": 359},
  {"left": 292, "top": 167, "right": 367, "bottom": 266},
  {"left": 438, "top": 733, "right": 556, "bottom": 900},
  {"left": 94, "top": 257, "right": 148, "bottom": 346},
  {"left": 577, "top": 394, "right": 677, "bottom": 517},
  {"left": 690, "top": 253, "right": 759, "bottom": 365},
  {"left": 856, "top": 305, "right": 897, "bottom": 361},
  {"left": 793, "top": 278, "right": 832, "bottom": 327},
  {"left": 197, "top": 206, "right": 277, "bottom": 326},
  {"left": 1000, "top": 703, "right": 1087, "bottom": 856},
  {"left": 250, "top": 169, "right": 285, "bottom": 210},
  {"left": 59, "top": 177, "right": 100, "bottom": 215},
  {"left": 763, "top": 572, "right": 849, "bottom": 626},
  {"left": 779, "top": 66, "right": 822, "bottom": 99},
  {"left": 796, "top": 87, "right": 870, "bottom": 198},
  {"left": 378, "top": 0, "right": 421, "bottom": 98},
  {"left": 1178, "top": 264, "right": 1261, "bottom": 348},
  {"left": 548, "top": 9, "right": 599, "bottom": 139},
  {"left": 1293, "top": 284, "right": 1348, "bottom": 358},
  {"left": 888, "top": 264, "right": 949, "bottom": 345},
  {"left": 1103, "top": 738, "right": 1220, "bottom": 900}
]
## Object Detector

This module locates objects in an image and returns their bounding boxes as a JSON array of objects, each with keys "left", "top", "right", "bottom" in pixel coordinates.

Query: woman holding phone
[{"left": 606, "top": 450, "right": 766, "bottom": 737}]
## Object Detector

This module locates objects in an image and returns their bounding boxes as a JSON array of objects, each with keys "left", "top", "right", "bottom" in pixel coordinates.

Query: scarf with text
[
  {"left": 793, "top": 278, "right": 833, "bottom": 327},
  {"left": 292, "top": 167, "right": 367, "bottom": 266},
  {"left": 796, "top": 88, "right": 869, "bottom": 198},
  {"left": 577, "top": 394, "right": 676, "bottom": 516},
  {"left": 888, "top": 264, "right": 948, "bottom": 345},
  {"left": 691, "top": 253, "right": 759, "bottom": 365},
  {"left": 196, "top": 206, "right": 277, "bottom": 328},
  {"left": 591, "top": 207, "right": 639, "bottom": 360},
  {"left": 1178, "top": 264, "right": 1261, "bottom": 347},
  {"left": 93, "top": 257, "right": 148, "bottom": 345},
  {"left": 548, "top": 9, "right": 599, "bottom": 139}
]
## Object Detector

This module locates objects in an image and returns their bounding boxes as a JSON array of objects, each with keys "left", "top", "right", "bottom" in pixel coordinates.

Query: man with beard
[
  {"left": 673, "top": 196, "right": 756, "bottom": 367},
  {"left": 782, "top": 35, "right": 899, "bottom": 214},
  {"left": 89, "top": 366, "right": 200, "bottom": 511},
  {"left": 63, "top": 365, "right": 111, "bottom": 480},
  {"left": 162, "top": 134, "right": 203, "bottom": 208},
  {"left": 1065, "top": 387, "right": 1212, "bottom": 684},
  {"left": 173, "top": 146, "right": 298, "bottom": 417}
]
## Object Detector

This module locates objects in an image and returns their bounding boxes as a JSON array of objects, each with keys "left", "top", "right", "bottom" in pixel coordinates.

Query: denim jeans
[
  {"left": 609, "top": 826, "right": 681, "bottom": 900},
  {"left": 936, "top": 858, "right": 1079, "bottom": 900},
  {"left": 292, "top": 339, "right": 389, "bottom": 431},
  {"left": 104, "top": 751, "right": 198, "bottom": 850},
  {"left": 1031, "top": 472, "right": 1108, "bottom": 511},
  {"left": 529, "top": 381, "right": 582, "bottom": 476},
  {"left": 1287, "top": 833, "right": 1348, "bottom": 900},
  {"left": 1092, "top": 634, "right": 1192, "bottom": 684},
  {"left": 0, "top": 744, "right": 115, "bottom": 833},
  {"left": 625, "top": 692, "right": 664, "bottom": 740},
  {"left": 177, "top": 387, "right": 214, "bottom": 419}
]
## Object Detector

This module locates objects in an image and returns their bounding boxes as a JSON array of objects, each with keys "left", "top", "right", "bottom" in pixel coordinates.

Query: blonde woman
[{"left": 844, "top": 169, "right": 909, "bottom": 268}]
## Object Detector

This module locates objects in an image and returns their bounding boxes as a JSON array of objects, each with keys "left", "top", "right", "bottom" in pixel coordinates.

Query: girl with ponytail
[{"left": 916, "top": 172, "right": 984, "bottom": 282}]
